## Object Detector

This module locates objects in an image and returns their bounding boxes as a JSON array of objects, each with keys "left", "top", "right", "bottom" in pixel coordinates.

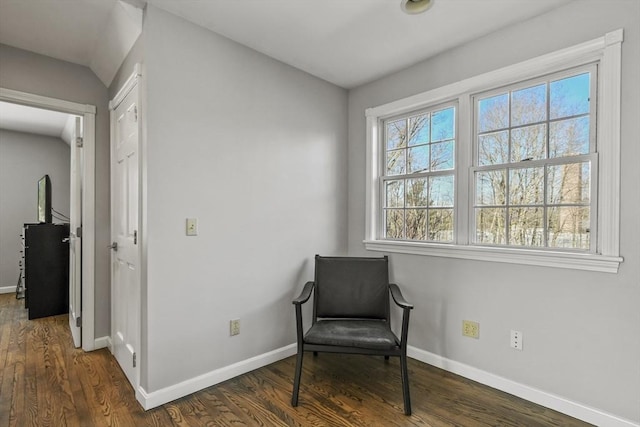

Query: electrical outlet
[
  {"left": 462, "top": 320, "right": 479, "bottom": 339},
  {"left": 230, "top": 319, "right": 240, "bottom": 336},
  {"left": 186, "top": 218, "right": 198, "bottom": 236},
  {"left": 510, "top": 330, "right": 523, "bottom": 350}
]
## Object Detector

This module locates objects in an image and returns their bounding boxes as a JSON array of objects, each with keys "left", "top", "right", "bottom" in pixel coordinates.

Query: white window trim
[{"left": 364, "top": 29, "right": 624, "bottom": 273}]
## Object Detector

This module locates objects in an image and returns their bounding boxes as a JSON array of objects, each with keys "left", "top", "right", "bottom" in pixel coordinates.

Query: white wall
[
  {"left": 0, "top": 44, "right": 111, "bottom": 338},
  {"left": 142, "top": 5, "right": 348, "bottom": 394},
  {"left": 0, "top": 130, "right": 70, "bottom": 289},
  {"left": 347, "top": 0, "right": 640, "bottom": 423}
]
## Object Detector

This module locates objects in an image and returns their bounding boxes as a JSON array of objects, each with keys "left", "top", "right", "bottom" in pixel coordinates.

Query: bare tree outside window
[
  {"left": 474, "top": 71, "right": 593, "bottom": 250},
  {"left": 384, "top": 106, "right": 455, "bottom": 242}
]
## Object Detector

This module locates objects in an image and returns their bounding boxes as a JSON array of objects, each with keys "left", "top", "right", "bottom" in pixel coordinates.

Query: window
[
  {"left": 383, "top": 105, "right": 456, "bottom": 242},
  {"left": 365, "top": 29, "right": 623, "bottom": 273},
  {"left": 472, "top": 67, "right": 596, "bottom": 251}
]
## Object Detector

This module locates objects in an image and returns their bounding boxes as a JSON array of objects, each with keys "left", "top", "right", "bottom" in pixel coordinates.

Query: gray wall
[
  {"left": 0, "top": 44, "right": 111, "bottom": 339},
  {"left": 0, "top": 130, "right": 70, "bottom": 288},
  {"left": 141, "top": 5, "right": 348, "bottom": 393},
  {"left": 109, "top": 33, "right": 144, "bottom": 100},
  {"left": 347, "top": 0, "right": 640, "bottom": 422}
]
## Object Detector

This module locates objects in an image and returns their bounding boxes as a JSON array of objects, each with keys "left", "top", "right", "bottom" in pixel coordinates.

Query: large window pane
[
  {"left": 547, "top": 206, "right": 590, "bottom": 249},
  {"left": 408, "top": 114, "right": 430, "bottom": 146},
  {"left": 385, "top": 180, "right": 404, "bottom": 208},
  {"left": 511, "top": 83, "right": 546, "bottom": 126},
  {"left": 509, "top": 207, "right": 544, "bottom": 247},
  {"left": 385, "top": 209, "right": 404, "bottom": 239},
  {"left": 429, "top": 209, "right": 454, "bottom": 242},
  {"left": 550, "top": 73, "right": 590, "bottom": 119},
  {"left": 547, "top": 162, "right": 590, "bottom": 204},
  {"left": 549, "top": 116, "right": 589, "bottom": 157},
  {"left": 387, "top": 119, "right": 406, "bottom": 150},
  {"left": 478, "top": 93, "right": 508, "bottom": 132},
  {"left": 476, "top": 170, "right": 506, "bottom": 205},
  {"left": 473, "top": 68, "right": 594, "bottom": 251},
  {"left": 431, "top": 140, "right": 454, "bottom": 171},
  {"left": 408, "top": 145, "right": 429, "bottom": 173},
  {"left": 406, "top": 179, "right": 428, "bottom": 207},
  {"left": 386, "top": 149, "right": 406, "bottom": 175},
  {"left": 475, "top": 208, "right": 506, "bottom": 245},
  {"left": 383, "top": 103, "right": 456, "bottom": 243},
  {"left": 432, "top": 107, "right": 455, "bottom": 142},
  {"left": 510, "top": 124, "right": 546, "bottom": 162},
  {"left": 478, "top": 131, "right": 508, "bottom": 166},
  {"left": 406, "top": 209, "right": 427, "bottom": 240},
  {"left": 509, "top": 167, "right": 544, "bottom": 205},
  {"left": 429, "top": 175, "right": 454, "bottom": 207}
]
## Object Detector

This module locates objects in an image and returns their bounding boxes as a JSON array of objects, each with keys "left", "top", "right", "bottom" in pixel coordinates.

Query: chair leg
[
  {"left": 384, "top": 355, "right": 390, "bottom": 361},
  {"left": 292, "top": 350, "right": 304, "bottom": 406},
  {"left": 400, "top": 353, "right": 411, "bottom": 415}
]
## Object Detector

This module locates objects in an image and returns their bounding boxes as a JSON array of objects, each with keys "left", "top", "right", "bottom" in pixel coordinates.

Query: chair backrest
[{"left": 313, "top": 255, "right": 389, "bottom": 320}]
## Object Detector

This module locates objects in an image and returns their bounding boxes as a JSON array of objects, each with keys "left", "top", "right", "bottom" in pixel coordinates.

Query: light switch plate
[{"left": 186, "top": 218, "right": 198, "bottom": 236}]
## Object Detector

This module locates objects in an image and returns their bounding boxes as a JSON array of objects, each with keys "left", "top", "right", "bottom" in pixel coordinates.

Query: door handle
[{"left": 108, "top": 242, "right": 118, "bottom": 251}]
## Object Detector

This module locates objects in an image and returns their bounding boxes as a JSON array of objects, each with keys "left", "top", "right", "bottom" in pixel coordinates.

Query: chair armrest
[
  {"left": 293, "top": 281, "right": 314, "bottom": 305},
  {"left": 390, "top": 283, "right": 413, "bottom": 349},
  {"left": 293, "top": 282, "right": 314, "bottom": 347},
  {"left": 389, "top": 283, "right": 413, "bottom": 310}
]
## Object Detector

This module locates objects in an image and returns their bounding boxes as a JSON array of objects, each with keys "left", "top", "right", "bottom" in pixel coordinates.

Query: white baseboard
[
  {"left": 94, "top": 336, "right": 111, "bottom": 350},
  {"left": 408, "top": 346, "right": 639, "bottom": 427},
  {"left": 126, "top": 341, "right": 638, "bottom": 426},
  {"left": 138, "top": 343, "right": 297, "bottom": 410},
  {"left": 0, "top": 286, "right": 16, "bottom": 294}
]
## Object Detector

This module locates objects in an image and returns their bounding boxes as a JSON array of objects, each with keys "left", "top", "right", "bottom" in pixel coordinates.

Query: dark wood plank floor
[{"left": 0, "top": 293, "right": 591, "bottom": 426}]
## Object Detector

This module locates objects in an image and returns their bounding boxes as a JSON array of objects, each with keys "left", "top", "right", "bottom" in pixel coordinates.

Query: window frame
[
  {"left": 364, "top": 29, "right": 624, "bottom": 273},
  {"left": 381, "top": 101, "right": 458, "bottom": 243},
  {"left": 470, "top": 64, "right": 598, "bottom": 252}
]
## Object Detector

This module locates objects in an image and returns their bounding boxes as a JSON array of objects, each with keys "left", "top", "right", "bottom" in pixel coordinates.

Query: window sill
[{"left": 363, "top": 240, "right": 623, "bottom": 273}]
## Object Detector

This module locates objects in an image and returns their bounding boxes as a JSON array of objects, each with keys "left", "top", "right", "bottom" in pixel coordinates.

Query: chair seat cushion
[{"left": 304, "top": 320, "right": 399, "bottom": 350}]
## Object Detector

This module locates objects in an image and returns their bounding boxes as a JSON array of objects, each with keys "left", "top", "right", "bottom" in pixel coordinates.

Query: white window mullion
[
  {"left": 365, "top": 114, "right": 380, "bottom": 242},
  {"left": 590, "top": 154, "right": 599, "bottom": 254},
  {"left": 454, "top": 95, "right": 471, "bottom": 246}
]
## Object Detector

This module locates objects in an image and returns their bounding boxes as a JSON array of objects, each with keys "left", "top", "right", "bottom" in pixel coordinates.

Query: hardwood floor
[{"left": 0, "top": 293, "right": 591, "bottom": 426}]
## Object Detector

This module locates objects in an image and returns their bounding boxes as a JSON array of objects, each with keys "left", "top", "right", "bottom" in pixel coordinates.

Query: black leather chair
[{"left": 291, "top": 255, "right": 414, "bottom": 415}]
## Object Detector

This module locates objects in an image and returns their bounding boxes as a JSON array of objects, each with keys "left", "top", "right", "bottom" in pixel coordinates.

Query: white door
[
  {"left": 110, "top": 81, "right": 140, "bottom": 387},
  {"left": 69, "top": 116, "right": 82, "bottom": 347}
]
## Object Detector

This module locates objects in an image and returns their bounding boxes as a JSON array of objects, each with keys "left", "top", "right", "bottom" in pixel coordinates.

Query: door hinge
[
  {"left": 76, "top": 226, "right": 82, "bottom": 238},
  {"left": 76, "top": 316, "right": 82, "bottom": 328},
  {"left": 133, "top": 352, "right": 137, "bottom": 368},
  {"left": 76, "top": 136, "right": 83, "bottom": 148},
  {"left": 134, "top": 106, "right": 138, "bottom": 122},
  {"left": 133, "top": 230, "right": 137, "bottom": 245}
]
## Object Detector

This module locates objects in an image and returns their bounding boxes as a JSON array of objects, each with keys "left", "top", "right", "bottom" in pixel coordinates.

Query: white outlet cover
[
  {"left": 186, "top": 218, "right": 198, "bottom": 236},
  {"left": 230, "top": 319, "right": 240, "bottom": 336},
  {"left": 510, "top": 330, "right": 523, "bottom": 350}
]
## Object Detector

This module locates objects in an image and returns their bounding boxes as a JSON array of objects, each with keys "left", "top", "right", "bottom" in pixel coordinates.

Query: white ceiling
[
  {"left": 0, "top": 0, "right": 142, "bottom": 87},
  {"left": 0, "top": 101, "right": 75, "bottom": 144},
  {"left": 147, "top": 0, "right": 573, "bottom": 88},
  {"left": 0, "top": 0, "right": 573, "bottom": 90},
  {"left": 0, "top": 0, "right": 573, "bottom": 136}
]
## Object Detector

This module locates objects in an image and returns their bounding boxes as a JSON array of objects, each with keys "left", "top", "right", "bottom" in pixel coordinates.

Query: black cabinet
[{"left": 23, "top": 223, "right": 69, "bottom": 320}]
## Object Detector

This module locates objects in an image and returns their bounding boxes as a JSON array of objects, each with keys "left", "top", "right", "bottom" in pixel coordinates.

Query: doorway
[{"left": 0, "top": 87, "right": 97, "bottom": 351}]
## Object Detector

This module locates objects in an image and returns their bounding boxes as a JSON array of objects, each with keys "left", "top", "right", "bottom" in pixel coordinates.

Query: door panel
[
  {"left": 111, "top": 83, "right": 140, "bottom": 387},
  {"left": 69, "top": 116, "right": 82, "bottom": 348}
]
